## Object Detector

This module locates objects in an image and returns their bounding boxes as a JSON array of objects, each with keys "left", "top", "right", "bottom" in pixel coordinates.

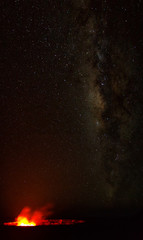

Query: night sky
[{"left": 0, "top": 0, "right": 143, "bottom": 219}]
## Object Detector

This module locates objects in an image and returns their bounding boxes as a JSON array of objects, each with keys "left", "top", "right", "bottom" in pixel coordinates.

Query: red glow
[
  {"left": 4, "top": 219, "right": 84, "bottom": 226},
  {"left": 3, "top": 206, "right": 84, "bottom": 227}
]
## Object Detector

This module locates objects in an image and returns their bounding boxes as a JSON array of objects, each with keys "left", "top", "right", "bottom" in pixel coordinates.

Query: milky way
[{"left": 71, "top": 0, "right": 143, "bottom": 209}]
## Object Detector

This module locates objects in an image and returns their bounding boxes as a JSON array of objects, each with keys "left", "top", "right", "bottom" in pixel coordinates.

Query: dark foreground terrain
[{"left": 1, "top": 216, "right": 143, "bottom": 240}]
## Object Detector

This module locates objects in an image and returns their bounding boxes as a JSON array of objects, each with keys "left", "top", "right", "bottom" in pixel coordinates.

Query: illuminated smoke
[
  {"left": 4, "top": 204, "right": 53, "bottom": 226},
  {"left": 4, "top": 204, "right": 84, "bottom": 226}
]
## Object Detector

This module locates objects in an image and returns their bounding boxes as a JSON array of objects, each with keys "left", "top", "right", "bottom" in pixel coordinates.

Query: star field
[{"left": 0, "top": 0, "right": 143, "bottom": 219}]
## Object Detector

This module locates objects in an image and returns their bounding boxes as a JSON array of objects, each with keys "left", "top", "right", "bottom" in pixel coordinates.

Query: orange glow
[
  {"left": 4, "top": 206, "right": 45, "bottom": 227},
  {"left": 4, "top": 219, "right": 85, "bottom": 226},
  {"left": 16, "top": 216, "right": 36, "bottom": 226},
  {"left": 4, "top": 205, "right": 53, "bottom": 227},
  {"left": 4, "top": 205, "right": 85, "bottom": 227}
]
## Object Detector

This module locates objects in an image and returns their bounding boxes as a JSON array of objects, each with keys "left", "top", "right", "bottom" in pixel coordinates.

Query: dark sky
[{"left": 0, "top": 0, "right": 143, "bottom": 219}]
